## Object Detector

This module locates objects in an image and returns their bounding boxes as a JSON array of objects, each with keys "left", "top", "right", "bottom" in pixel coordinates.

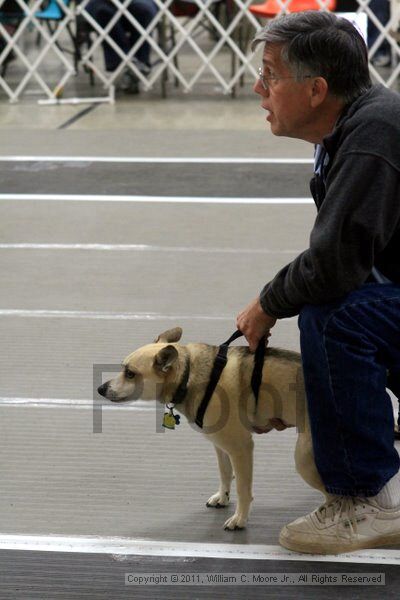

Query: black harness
[{"left": 193, "top": 330, "right": 266, "bottom": 429}]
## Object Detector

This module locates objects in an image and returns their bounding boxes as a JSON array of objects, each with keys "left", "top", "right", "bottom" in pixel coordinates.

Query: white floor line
[
  {"left": 0, "top": 309, "right": 296, "bottom": 322},
  {"left": 0, "top": 397, "right": 154, "bottom": 410},
  {"left": 0, "top": 194, "right": 313, "bottom": 205},
  {"left": 0, "top": 309, "right": 234, "bottom": 320},
  {"left": 0, "top": 535, "right": 399, "bottom": 564},
  {"left": 0, "top": 156, "right": 314, "bottom": 165},
  {"left": 0, "top": 243, "right": 300, "bottom": 255}
]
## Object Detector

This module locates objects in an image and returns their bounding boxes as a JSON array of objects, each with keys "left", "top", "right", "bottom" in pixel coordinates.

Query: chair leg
[
  {"left": 156, "top": 19, "right": 168, "bottom": 98},
  {"left": 171, "top": 25, "right": 179, "bottom": 88},
  {"left": 230, "top": 50, "right": 236, "bottom": 98},
  {"left": 66, "top": 21, "right": 79, "bottom": 73},
  {"left": 0, "top": 36, "right": 10, "bottom": 78},
  {"left": 157, "top": 15, "right": 181, "bottom": 96},
  {"left": 238, "top": 23, "right": 244, "bottom": 89},
  {"left": 88, "top": 60, "right": 95, "bottom": 87},
  {"left": 36, "top": 20, "right": 56, "bottom": 49},
  {"left": 83, "top": 36, "right": 95, "bottom": 86}
]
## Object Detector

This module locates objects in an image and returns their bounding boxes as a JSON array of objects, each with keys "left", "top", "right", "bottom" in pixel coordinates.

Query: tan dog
[{"left": 98, "top": 327, "right": 327, "bottom": 530}]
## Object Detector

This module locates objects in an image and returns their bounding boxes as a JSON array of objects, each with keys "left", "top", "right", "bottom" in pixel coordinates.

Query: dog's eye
[{"left": 125, "top": 369, "right": 135, "bottom": 379}]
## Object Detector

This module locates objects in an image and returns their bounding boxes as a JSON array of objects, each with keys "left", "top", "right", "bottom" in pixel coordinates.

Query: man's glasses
[{"left": 258, "top": 67, "right": 312, "bottom": 91}]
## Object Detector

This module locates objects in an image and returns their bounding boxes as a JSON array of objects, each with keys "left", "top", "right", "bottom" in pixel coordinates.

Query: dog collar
[
  {"left": 162, "top": 357, "right": 189, "bottom": 430},
  {"left": 170, "top": 354, "right": 190, "bottom": 405}
]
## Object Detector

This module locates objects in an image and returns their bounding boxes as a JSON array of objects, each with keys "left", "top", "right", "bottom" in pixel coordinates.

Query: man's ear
[
  {"left": 310, "top": 76, "right": 329, "bottom": 108},
  {"left": 154, "top": 345, "right": 179, "bottom": 373},
  {"left": 154, "top": 327, "right": 182, "bottom": 343}
]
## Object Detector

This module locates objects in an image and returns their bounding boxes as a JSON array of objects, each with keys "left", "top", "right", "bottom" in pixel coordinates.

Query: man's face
[{"left": 254, "top": 43, "right": 315, "bottom": 140}]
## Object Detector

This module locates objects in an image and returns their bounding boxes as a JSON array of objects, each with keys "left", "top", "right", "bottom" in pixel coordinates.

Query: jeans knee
[{"left": 130, "top": 0, "right": 158, "bottom": 20}]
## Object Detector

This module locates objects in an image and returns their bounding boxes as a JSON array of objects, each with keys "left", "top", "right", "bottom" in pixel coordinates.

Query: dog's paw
[
  {"left": 223, "top": 513, "right": 247, "bottom": 531},
  {"left": 206, "top": 491, "right": 230, "bottom": 508}
]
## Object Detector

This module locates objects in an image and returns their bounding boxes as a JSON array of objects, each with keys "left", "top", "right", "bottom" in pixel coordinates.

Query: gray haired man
[{"left": 237, "top": 11, "right": 400, "bottom": 554}]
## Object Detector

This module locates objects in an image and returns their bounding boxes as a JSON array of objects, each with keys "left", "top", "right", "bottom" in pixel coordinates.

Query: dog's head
[{"left": 97, "top": 327, "right": 183, "bottom": 402}]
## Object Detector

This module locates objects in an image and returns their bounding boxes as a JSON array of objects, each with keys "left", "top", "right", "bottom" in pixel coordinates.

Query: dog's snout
[{"left": 97, "top": 382, "right": 109, "bottom": 397}]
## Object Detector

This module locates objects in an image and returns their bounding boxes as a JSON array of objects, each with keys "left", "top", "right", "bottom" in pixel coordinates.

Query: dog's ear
[
  {"left": 154, "top": 345, "right": 179, "bottom": 373},
  {"left": 154, "top": 327, "right": 182, "bottom": 344}
]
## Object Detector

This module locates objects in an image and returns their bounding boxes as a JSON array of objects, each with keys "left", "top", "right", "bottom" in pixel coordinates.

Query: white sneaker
[
  {"left": 279, "top": 496, "right": 400, "bottom": 555},
  {"left": 371, "top": 53, "right": 391, "bottom": 68},
  {"left": 118, "top": 69, "right": 140, "bottom": 95}
]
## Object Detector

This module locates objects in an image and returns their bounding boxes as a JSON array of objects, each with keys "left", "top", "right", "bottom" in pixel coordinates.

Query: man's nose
[{"left": 253, "top": 77, "right": 268, "bottom": 96}]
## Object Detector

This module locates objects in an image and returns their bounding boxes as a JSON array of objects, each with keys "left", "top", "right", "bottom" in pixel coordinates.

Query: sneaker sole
[{"left": 279, "top": 526, "right": 400, "bottom": 555}]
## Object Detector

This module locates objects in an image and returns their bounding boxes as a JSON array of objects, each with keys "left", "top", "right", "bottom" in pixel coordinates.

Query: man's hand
[{"left": 236, "top": 297, "right": 276, "bottom": 352}]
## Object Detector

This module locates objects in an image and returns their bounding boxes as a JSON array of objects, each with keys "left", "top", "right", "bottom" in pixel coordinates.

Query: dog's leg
[
  {"left": 223, "top": 439, "right": 254, "bottom": 530},
  {"left": 206, "top": 445, "right": 233, "bottom": 509}
]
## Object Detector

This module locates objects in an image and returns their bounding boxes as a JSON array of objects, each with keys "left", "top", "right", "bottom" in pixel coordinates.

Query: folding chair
[
  {"left": 249, "top": 0, "right": 337, "bottom": 18},
  {"left": 35, "top": 0, "right": 80, "bottom": 71},
  {"left": 158, "top": 0, "right": 236, "bottom": 97}
]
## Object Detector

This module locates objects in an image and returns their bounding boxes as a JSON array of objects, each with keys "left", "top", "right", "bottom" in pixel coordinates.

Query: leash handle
[
  {"left": 222, "top": 329, "right": 266, "bottom": 352},
  {"left": 222, "top": 329, "right": 244, "bottom": 346},
  {"left": 223, "top": 330, "right": 268, "bottom": 407}
]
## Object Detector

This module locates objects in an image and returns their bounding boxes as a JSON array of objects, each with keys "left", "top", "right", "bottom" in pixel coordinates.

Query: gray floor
[
  {"left": 1, "top": 552, "right": 399, "bottom": 600},
  {"left": 0, "top": 161, "right": 311, "bottom": 196},
  {"left": 1, "top": 98, "right": 400, "bottom": 598}
]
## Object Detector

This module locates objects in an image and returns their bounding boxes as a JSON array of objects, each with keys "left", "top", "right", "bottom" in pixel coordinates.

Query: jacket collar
[{"left": 322, "top": 84, "right": 379, "bottom": 158}]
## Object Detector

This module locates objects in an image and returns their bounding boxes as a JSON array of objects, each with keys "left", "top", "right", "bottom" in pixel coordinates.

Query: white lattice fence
[
  {"left": 0, "top": 0, "right": 77, "bottom": 101},
  {"left": 0, "top": 0, "right": 399, "bottom": 102},
  {"left": 73, "top": 0, "right": 250, "bottom": 94}
]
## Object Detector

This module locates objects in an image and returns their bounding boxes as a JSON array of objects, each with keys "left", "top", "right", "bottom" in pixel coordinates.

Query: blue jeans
[
  {"left": 367, "top": 0, "right": 390, "bottom": 56},
  {"left": 299, "top": 283, "right": 400, "bottom": 497},
  {"left": 86, "top": 0, "right": 158, "bottom": 71}
]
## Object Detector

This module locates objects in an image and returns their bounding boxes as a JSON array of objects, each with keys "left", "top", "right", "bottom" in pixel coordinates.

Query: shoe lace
[{"left": 315, "top": 496, "right": 368, "bottom": 538}]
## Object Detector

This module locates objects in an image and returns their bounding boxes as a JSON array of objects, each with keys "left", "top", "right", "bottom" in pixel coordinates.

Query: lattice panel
[{"left": 0, "top": 0, "right": 399, "bottom": 101}]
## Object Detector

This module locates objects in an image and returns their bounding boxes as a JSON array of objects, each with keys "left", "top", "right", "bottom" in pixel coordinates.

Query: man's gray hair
[{"left": 252, "top": 11, "right": 371, "bottom": 104}]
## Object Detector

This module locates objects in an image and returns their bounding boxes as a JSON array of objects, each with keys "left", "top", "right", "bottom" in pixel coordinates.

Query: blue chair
[{"left": 35, "top": 0, "right": 70, "bottom": 20}]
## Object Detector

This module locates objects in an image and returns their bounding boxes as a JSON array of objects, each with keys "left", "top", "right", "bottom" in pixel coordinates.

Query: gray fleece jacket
[{"left": 260, "top": 84, "right": 400, "bottom": 319}]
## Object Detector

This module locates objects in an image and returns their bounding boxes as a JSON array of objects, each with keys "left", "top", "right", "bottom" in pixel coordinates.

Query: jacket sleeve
[{"left": 260, "top": 152, "right": 400, "bottom": 318}]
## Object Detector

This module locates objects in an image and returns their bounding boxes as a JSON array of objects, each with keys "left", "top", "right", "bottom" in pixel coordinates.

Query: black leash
[{"left": 195, "top": 330, "right": 266, "bottom": 429}]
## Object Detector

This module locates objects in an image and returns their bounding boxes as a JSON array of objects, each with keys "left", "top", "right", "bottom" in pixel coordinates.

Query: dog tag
[
  {"left": 162, "top": 412, "right": 176, "bottom": 430},
  {"left": 162, "top": 404, "right": 181, "bottom": 430}
]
